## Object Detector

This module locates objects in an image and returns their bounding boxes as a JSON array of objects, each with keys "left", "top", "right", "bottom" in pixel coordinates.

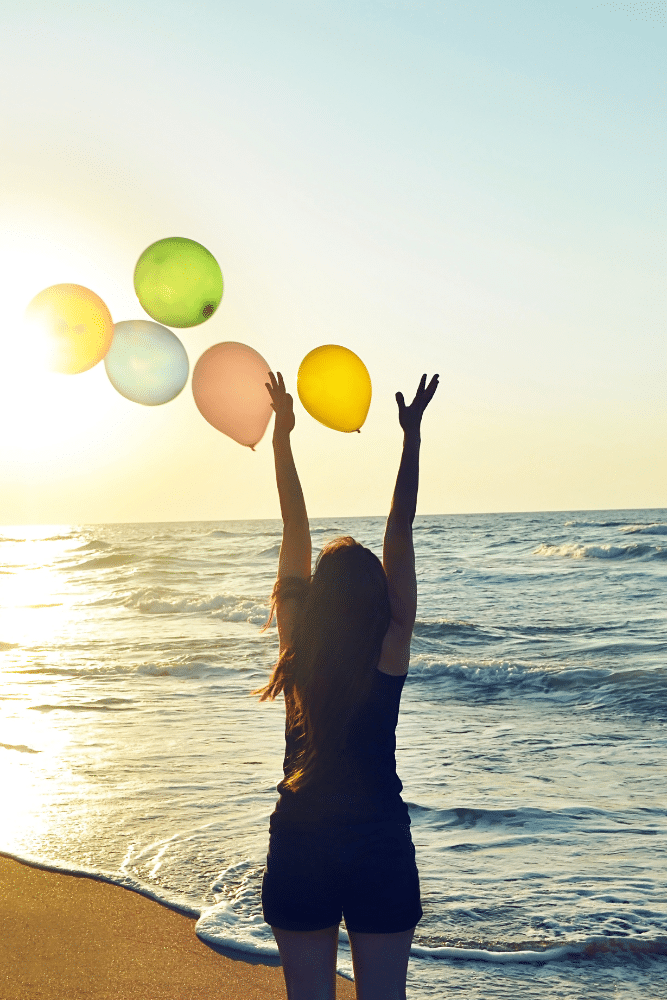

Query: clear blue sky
[{"left": 1, "top": 0, "right": 665, "bottom": 522}]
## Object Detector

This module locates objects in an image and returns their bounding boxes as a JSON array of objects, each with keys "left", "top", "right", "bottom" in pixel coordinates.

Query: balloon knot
[
  {"left": 356, "top": 429, "right": 361, "bottom": 433},
  {"left": 249, "top": 445, "right": 256, "bottom": 451}
]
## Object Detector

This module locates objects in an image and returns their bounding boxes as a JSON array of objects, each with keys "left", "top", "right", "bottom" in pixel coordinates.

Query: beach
[
  {"left": 0, "top": 855, "right": 357, "bottom": 999},
  {"left": 1, "top": 515, "right": 666, "bottom": 999}
]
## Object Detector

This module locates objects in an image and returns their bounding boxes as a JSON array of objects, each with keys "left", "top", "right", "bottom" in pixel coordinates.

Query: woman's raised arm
[
  {"left": 266, "top": 371, "right": 311, "bottom": 578},
  {"left": 265, "top": 372, "right": 311, "bottom": 651},
  {"left": 383, "top": 374, "right": 439, "bottom": 639}
]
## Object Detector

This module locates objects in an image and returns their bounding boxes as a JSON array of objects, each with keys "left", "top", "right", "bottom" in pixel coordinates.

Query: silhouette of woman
[{"left": 254, "top": 370, "right": 438, "bottom": 1000}]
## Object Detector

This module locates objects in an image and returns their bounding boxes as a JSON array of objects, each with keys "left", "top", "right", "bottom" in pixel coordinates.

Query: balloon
[
  {"left": 297, "top": 345, "right": 372, "bottom": 432},
  {"left": 192, "top": 342, "right": 272, "bottom": 449},
  {"left": 134, "top": 237, "right": 223, "bottom": 328},
  {"left": 104, "top": 320, "right": 189, "bottom": 406},
  {"left": 24, "top": 284, "right": 114, "bottom": 374}
]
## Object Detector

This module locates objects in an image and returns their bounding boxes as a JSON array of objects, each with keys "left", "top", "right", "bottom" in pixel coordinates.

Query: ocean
[{"left": 1, "top": 511, "right": 666, "bottom": 999}]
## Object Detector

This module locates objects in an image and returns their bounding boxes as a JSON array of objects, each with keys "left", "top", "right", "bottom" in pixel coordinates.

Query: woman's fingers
[
  {"left": 266, "top": 371, "right": 285, "bottom": 401},
  {"left": 424, "top": 374, "right": 439, "bottom": 404},
  {"left": 418, "top": 374, "right": 438, "bottom": 404},
  {"left": 266, "top": 371, "right": 294, "bottom": 422},
  {"left": 411, "top": 374, "right": 432, "bottom": 407},
  {"left": 411, "top": 374, "right": 427, "bottom": 406},
  {"left": 397, "top": 374, "right": 439, "bottom": 426},
  {"left": 267, "top": 371, "right": 286, "bottom": 393}
]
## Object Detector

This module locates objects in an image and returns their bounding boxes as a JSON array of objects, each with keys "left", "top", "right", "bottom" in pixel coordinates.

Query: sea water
[{"left": 1, "top": 511, "right": 665, "bottom": 999}]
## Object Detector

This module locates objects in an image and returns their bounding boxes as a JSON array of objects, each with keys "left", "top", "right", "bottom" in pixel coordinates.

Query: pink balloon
[{"left": 192, "top": 342, "right": 273, "bottom": 449}]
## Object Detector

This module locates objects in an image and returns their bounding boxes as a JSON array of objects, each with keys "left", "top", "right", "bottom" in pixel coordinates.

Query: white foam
[
  {"left": 125, "top": 589, "right": 272, "bottom": 623},
  {"left": 534, "top": 541, "right": 653, "bottom": 559},
  {"left": 621, "top": 523, "right": 667, "bottom": 535}
]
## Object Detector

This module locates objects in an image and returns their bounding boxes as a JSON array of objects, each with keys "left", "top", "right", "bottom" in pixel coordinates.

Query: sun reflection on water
[
  {"left": 0, "top": 677, "right": 80, "bottom": 856},
  {"left": 0, "top": 525, "right": 79, "bottom": 647}
]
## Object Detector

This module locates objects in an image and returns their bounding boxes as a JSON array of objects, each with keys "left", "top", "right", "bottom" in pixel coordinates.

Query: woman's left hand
[{"left": 266, "top": 371, "right": 295, "bottom": 435}]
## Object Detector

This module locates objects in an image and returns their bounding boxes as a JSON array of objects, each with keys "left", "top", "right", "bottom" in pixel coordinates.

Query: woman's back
[{"left": 270, "top": 663, "right": 411, "bottom": 831}]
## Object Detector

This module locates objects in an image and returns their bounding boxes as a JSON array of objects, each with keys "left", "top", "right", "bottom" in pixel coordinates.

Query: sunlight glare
[
  {"left": 0, "top": 232, "right": 147, "bottom": 474},
  {"left": 0, "top": 529, "right": 78, "bottom": 646},
  {"left": 0, "top": 696, "right": 76, "bottom": 855}
]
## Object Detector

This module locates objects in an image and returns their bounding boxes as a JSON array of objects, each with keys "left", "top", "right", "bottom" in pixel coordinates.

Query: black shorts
[{"left": 262, "top": 819, "right": 423, "bottom": 934}]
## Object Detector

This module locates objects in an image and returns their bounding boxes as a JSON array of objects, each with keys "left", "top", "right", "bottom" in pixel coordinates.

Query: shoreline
[{"left": 0, "top": 854, "right": 357, "bottom": 999}]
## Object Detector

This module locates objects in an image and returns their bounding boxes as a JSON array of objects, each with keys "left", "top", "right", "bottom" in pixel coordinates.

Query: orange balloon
[
  {"left": 192, "top": 342, "right": 273, "bottom": 449},
  {"left": 25, "top": 284, "right": 114, "bottom": 374}
]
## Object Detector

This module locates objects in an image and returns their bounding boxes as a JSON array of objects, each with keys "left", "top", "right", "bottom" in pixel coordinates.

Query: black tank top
[{"left": 269, "top": 667, "right": 411, "bottom": 832}]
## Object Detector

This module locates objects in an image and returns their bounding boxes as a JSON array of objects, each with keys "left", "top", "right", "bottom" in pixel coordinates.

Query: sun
[
  {"left": 0, "top": 302, "right": 123, "bottom": 471},
  {"left": 0, "top": 230, "right": 143, "bottom": 474}
]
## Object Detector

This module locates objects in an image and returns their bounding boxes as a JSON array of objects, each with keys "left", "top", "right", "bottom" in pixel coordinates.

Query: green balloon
[{"left": 134, "top": 237, "right": 223, "bottom": 328}]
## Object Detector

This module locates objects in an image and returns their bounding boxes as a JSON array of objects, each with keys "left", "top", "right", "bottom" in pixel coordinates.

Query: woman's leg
[
  {"left": 271, "top": 923, "right": 340, "bottom": 1000},
  {"left": 347, "top": 926, "right": 416, "bottom": 1000}
]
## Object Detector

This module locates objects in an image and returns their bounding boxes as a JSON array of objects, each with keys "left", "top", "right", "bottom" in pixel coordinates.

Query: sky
[{"left": 1, "top": 0, "right": 665, "bottom": 523}]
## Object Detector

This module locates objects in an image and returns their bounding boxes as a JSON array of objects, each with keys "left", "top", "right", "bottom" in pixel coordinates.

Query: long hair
[{"left": 249, "top": 536, "right": 391, "bottom": 794}]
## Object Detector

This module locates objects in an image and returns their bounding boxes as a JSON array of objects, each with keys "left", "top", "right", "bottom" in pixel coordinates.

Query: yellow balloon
[
  {"left": 25, "top": 284, "right": 114, "bottom": 374},
  {"left": 297, "top": 345, "right": 372, "bottom": 432}
]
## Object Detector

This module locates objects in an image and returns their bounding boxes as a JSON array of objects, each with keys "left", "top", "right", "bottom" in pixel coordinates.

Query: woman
[{"left": 252, "top": 369, "right": 439, "bottom": 1000}]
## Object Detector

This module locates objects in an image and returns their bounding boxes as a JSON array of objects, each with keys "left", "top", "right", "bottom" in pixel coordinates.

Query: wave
[
  {"left": 74, "top": 540, "right": 112, "bottom": 552},
  {"left": 135, "top": 659, "right": 219, "bottom": 678},
  {"left": 408, "top": 934, "right": 667, "bottom": 964},
  {"left": 415, "top": 801, "right": 666, "bottom": 831},
  {"left": 534, "top": 542, "right": 663, "bottom": 560},
  {"left": 207, "top": 528, "right": 280, "bottom": 539},
  {"left": 14, "top": 664, "right": 145, "bottom": 677},
  {"left": 14, "top": 658, "right": 226, "bottom": 679},
  {"left": 411, "top": 656, "right": 560, "bottom": 693},
  {"left": 621, "top": 523, "right": 667, "bottom": 536},
  {"left": 124, "top": 588, "right": 272, "bottom": 624},
  {"left": 70, "top": 553, "right": 136, "bottom": 571},
  {"left": 0, "top": 742, "right": 40, "bottom": 754},
  {"left": 0, "top": 641, "right": 19, "bottom": 650},
  {"left": 410, "top": 656, "right": 667, "bottom": 704},
  {"left": 135, "top": 553, "right": 194, "bottom": 567},
  {"left": 412, "top": 619, "right": 598, "bottom": 643},
  {"left": 257, "top": 544, "right": 281, "bottom": 557},
  {"left": 563, "top": 519, "right": 637, "bottom": 528},
  {"left": 413, "top": 620, "right": 505, "bottom": 644},
  {"left": 29, "top": 697, "right": 135, "bottom": 713}
]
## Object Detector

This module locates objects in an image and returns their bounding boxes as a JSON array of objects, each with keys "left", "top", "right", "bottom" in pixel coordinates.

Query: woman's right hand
[
  {"left": 266, "top": 370, "right": 295, "bottom": 435},
  {"left": 396, "top": 374, "right": 439, "bottom": 433}
]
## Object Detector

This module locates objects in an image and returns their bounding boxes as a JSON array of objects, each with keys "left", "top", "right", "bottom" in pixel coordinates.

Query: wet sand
[{"left": 0, "top": 855, "right": 357, "bottom": 999}]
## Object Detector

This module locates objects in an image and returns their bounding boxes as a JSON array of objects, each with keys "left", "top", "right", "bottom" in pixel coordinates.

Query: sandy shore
[{"left": 0, "top": 855, "right": 358, "bottom": 999}]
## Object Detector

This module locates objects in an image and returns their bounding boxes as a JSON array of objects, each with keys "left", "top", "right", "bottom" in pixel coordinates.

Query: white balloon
[{"left": 105, "top": 320, "right": 189, "bottom": 406}]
